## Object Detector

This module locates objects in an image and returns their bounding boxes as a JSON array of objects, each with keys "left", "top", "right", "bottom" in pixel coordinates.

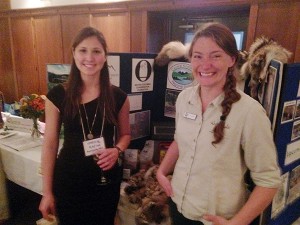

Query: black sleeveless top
[{"left": 47, "top": 84, "right": 127, "bottom": 193}]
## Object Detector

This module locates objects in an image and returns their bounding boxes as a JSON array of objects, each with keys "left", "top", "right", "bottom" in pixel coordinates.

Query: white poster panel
[
  {"left": 285, "top": 139, "right": 300, "bottom": 165},
  {"left": 107, "top": 55, "right": 120, "bottom": 87},
  {"left": 131, "top": 59, "right": 154, "bottom": 93}
]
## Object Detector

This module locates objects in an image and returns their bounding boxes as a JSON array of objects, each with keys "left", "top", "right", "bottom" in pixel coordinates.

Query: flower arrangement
[
  {"left": 19, "top": 94, "right": 46, "bottom": 138},
  {"left": 20, "top": 94, "right": 45, "bottom": 119}
]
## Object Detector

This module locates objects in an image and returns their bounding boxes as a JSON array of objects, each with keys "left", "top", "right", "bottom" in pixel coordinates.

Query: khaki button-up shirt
[{"left": 171, "top": 85, "right": 281, "bottom": 224}]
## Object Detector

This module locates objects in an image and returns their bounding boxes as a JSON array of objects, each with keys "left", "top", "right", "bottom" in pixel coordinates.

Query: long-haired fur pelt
[
  {"left": 154, "top": 41, "right": 190, "bottom": 66},
  {"left": 124, "top": 165, "right": 171, "bottom": 225},
  {"left": 240, "top": 36, "right": 292, "bottom": 99}
]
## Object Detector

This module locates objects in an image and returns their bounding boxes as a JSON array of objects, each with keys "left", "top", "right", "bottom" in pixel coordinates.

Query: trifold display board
[
  {"left": 108, "top": 53, "right": 174, "bottom": 149},
  {"left": 261, "top": 61, "right": 300, "bottom": 225}
]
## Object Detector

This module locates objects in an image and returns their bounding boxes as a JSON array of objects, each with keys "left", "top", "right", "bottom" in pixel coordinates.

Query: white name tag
[
  {"left": 183, "top": 112, "right": 197, "bottom": 120},
  {"left": 83, "top": 137, "right": 106, "bottom": 157}
]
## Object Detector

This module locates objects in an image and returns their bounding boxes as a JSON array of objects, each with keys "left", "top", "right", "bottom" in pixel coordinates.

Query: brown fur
[
  {"left": 124, "top": 165, "right": 171, "bottom": 225},
  {"left": 240, "top": 36, "right": 292, "bottom": 98}
]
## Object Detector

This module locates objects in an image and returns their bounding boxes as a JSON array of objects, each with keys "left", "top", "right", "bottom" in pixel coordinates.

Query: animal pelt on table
[
  {"left": 240, "top": 36, "right": 292, "bottom": 99},
  {"left": 124, "top": 165, "right": 172, "bottom": 225}
]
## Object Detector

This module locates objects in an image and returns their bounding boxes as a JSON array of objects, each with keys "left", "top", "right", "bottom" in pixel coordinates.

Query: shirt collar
[{"left": 188, "top": 84, "right": 225, "bottom": 107}]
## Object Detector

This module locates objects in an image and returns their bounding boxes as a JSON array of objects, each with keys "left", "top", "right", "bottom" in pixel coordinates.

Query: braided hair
[{"left": 188, "top": 23, "right": 241, "bottom": 145}]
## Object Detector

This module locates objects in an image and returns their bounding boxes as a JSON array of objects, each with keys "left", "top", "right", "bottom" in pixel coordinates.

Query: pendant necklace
[{"left": 79, "top": 100, "right": 99, "bottom": 140}]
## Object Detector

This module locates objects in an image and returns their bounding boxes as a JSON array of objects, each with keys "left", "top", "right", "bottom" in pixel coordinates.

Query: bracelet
[
  {"left": 114, "top": 145, "right": 123, "bottom": 156},
  {"left": 114, "top": 145, "right": 123, "bottom": 166}
]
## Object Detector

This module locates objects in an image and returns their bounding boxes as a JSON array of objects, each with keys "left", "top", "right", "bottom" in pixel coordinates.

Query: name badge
[
  {"left": 83, "top": 137, "right": 106, "bottom": 157},
  {"left": 184, "top": 112, "right": 197, "bottom": 120}
]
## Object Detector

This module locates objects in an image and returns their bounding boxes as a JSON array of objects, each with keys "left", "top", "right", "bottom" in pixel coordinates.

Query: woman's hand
[
  {"left": 39, "top": 193, "right": 56, "bottom": 221},
  {"left": 95, "top": 147, "right": 119, "bottom": 171},
  {"left": 202, "top": 214, "right": 243, "bottom": 225},
  {"left": 156, "top": 170, "right": 173, "bottom": 197}
]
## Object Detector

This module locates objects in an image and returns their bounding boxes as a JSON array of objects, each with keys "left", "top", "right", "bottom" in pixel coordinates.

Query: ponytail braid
[{"left": 212, "top": 68, "right": 241, "bottom": 145}]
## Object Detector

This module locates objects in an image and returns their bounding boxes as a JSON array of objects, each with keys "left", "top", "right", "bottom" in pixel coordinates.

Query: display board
[{"left": 263, "top": 62, "right": 300, "bottom": 225}]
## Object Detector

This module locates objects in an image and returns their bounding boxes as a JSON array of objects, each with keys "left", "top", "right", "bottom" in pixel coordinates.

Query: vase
[{"left": 31, "top": 118, "right": 40, "bottom": 139}]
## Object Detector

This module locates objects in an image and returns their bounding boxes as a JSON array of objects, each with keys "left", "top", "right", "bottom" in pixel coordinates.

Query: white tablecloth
[{"left": 0, "top": 132, "right": 43, "bottom": 195}]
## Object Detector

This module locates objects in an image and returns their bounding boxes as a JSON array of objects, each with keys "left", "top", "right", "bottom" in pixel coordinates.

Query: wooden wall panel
[
  {"left": 34, "top": 15, "right": 63, "bottom": 95},
  {"left": 295, "top": 23, "right": 300, "bottom": 63},
  {"left": 91, "top": 12, "right": 130, "bottom": 53},
  {"left": 0, "top": 0, "right": 10, "bottom": 10},
  {"left": 0, "top": 17, "right": 15, "bottom": 103},
  {"left": 11, "top": 17, "right": 39, "bottom": 99},
  {"left": 255, "top": 2, "right": 299, "bottom": 62},
  {"left": 293, "top": 2, "right": 300, "bottom": 63},
  {"left": 61, "top": 14, "right": 90, "bottom": 63},
  {"left": 130, "top": 11, "right": 148, "bottom": 53}
]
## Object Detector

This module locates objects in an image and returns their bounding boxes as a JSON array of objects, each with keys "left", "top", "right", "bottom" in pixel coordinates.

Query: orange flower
[{"left": 19, "top": 94, "right": 45, "bottom": 119}]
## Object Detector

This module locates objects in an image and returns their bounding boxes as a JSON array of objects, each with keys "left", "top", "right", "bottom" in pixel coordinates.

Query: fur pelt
[
  {"left": 124, "top": 165, "right": 171, "bottom": 225},
  {"left": 240, "top": 36, "right": 292, "bottom": 99},
  {"left": 155, "top": 41, "right": 190, "bottom": 66}
]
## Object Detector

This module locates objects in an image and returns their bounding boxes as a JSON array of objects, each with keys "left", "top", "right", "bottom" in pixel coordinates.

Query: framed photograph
[
  {"left": 47, "top": 64, "right": 71, "bottom": 90},
  {"left": 261, "top": 60, "right": 284, "bottom": 130},
  {"left": 295, "top": 100, "right": 300, "bottom": 119},
  {"left": 164, "top": 89, "right": 181, "bottom": 118},
  {"left": 291, "top": 120, "right": 300, "bottom": 141},
  {"left": 129, "top": 110, "right": 150, "bottom": 140},
  {"left": 281, "top": 100, "right": 296, "bottom": 124}
]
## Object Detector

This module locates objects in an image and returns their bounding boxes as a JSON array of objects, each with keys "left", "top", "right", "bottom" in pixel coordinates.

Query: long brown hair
[
  {"left": 189, "top": 23, "right": 241, "bottom": 145},
  {"left": 64, "top": 26, "right": 117, "bottom": 125}
]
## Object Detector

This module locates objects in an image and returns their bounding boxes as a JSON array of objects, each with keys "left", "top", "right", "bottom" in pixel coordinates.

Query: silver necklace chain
[{"left": 79, "top": 100, "right": 99, "bottom": 140}]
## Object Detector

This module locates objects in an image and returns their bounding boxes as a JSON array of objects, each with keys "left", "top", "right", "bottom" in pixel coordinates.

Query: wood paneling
[
  {"left": 0, "top": 17, "right": 15, "bottom": 103},
  {"left": 11, "top": 17, "right": 39, "bottom": 99},
  {"left": 293, "top": 2, "right": 300, "bottom": 63},
  {"left": 34, "top": 15, "right": 64, "bottom": 94},
  {"left": 254, "top": 2, "right": 299, "bottom": 62},
  {"left": 61, "top": 14, "right": 90, "bottom": 63},
  {"left": 130, "top": 10, "right": 148, "bottom": 53},
  {"left": 246, "top": 3, "right": 258, "bottom": 50},
  {"left": 0, "top": 0, "right": 10, "bottom": 10},
  {"left": 91, "top": 12, "right": 130, "bottom": 53},
  {"left": 147, "top": 12, "right": 171, "bottom": 53}
]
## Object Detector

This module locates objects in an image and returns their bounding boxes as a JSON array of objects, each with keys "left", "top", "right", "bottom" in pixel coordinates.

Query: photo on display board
[
  {"left": 47, "top": 64, "right": 71, "bottom": 90},
  {"left": 294, "top": 100, "right": 300, "bottom": 119},
  {"left": 281, "top": 100, "right": 297, "bottom": 124},
  {"left": 287, "top": 165, "right": 300, "bottom": 205},
  {"left": 164, "top": 89, "right": 181, "bottom": 118},
  {"left": 291, "top": 120, "right": 300, "bottom": 141},
  {"left": 271, "top": 172, "right": 289, "bottom": 219},
  {"left": 129, "top": 110, "right": 150, "bottom": 140}
]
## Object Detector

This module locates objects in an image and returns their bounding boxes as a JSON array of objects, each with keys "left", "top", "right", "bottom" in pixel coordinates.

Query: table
[{"left": 0, "top": 131, "right": 43, "bottom": 195}]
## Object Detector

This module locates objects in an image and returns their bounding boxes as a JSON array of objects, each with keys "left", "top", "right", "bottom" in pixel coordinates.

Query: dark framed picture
[{"left": 261, "top": 60, "right": 284, "bottom": 130}]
